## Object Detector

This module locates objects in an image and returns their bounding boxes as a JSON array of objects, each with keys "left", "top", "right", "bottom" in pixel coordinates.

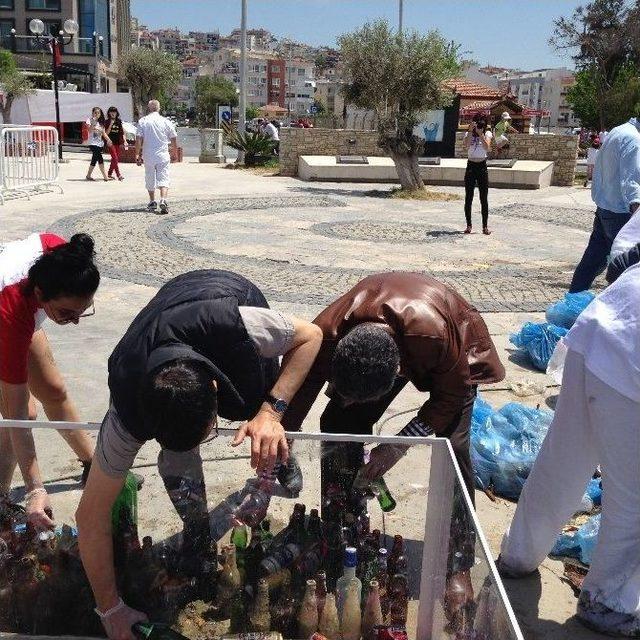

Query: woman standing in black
[
  {"left": 85, "top": 107, "right": 112, "bottom": 181},
  {"left": 463, "top": 118, "right": 492, "bottom": 235},
  {"left": 105, "top": 106, "right": 126, "bottom": 181}
]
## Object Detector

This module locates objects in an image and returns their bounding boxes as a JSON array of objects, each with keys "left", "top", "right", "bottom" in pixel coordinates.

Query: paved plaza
[{"left": 2, "top": 156, "right": 606, "bottom": 639}]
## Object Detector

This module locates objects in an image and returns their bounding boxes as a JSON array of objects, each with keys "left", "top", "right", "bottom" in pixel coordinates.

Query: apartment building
[
  {"left": 498, "top": 68, "right": 579, "bottom": 130},
  {"left": 314, "top": 78, "right": 345, "bottom": 116},
  {"left": 284, "top": 57, "right": 315, "bottom": 114},
  {"left": 0, "top": 0, "right": 130, "bottom": 92}
]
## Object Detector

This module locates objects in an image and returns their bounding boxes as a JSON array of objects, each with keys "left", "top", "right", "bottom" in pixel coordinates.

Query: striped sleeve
[{"left": 397, "top": 416, "right": 434, "bottom": 438}]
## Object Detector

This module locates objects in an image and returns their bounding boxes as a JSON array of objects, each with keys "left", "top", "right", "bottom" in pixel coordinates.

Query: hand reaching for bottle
[
  {"left": 359, "top": 443, "right": 408, "bottom": 482},
  {"left": 25, "top": 487, "right": 55, "bottom": 531},
  {"left": 99, "top": 601, "right": 147, "bottom": 640}
]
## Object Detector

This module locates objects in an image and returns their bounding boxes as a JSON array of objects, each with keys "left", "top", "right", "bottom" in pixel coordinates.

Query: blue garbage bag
[
  {"left": 470, "top": 396, "right": 553, "bottom": 499},
  {"left": 510, "top": 322, "right": 569, "bottom": 371},
  {"left": 545, "top": 291, "right": 595, "bottom": 329},
  {"left": 551, "top": 513, "right": 601, "bottom": 565}
]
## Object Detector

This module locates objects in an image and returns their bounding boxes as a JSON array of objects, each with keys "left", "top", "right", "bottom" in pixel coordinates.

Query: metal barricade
[{"left": 0, "top": 125, "right": 64, "bottom": 203}]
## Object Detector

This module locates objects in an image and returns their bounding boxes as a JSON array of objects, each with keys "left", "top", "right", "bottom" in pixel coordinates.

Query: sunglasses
[{"left": 49, "top": 302, "right": 95, "bottom": 325}]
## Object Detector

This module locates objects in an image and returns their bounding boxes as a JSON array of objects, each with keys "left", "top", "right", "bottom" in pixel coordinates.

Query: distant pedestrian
[
  {"left": 569, "top": 116, "right": 640, "bottom": 293},
  {"left": 262, "top": 119, "right": 280, "bottom": 155},
  {"left": 463, "top": 119, "right": 493, "bottom": 235},
  {"left": 105, "top": 106, "right": 126, "bottom": 181},
  {"left": 584, "top": 133, "right": 600, "bottom": 188},
  {"left": 135, "top": 100, "right": 178, "bottom": 215},
  {"left": 85, "top": 107, "right": 112, "bottom": 182},
  {"left": 494, "top": 112, "right": 517, "bottom": 157}
]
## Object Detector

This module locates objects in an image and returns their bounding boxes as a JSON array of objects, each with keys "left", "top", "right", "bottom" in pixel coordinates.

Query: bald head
[{"left": 148, "top": 100, "right": 160, "bottom": 113}]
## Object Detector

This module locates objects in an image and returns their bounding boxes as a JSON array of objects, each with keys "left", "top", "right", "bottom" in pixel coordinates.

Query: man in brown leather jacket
[{"left": 282, "top": 271, "right": 505, "bottom": 501}]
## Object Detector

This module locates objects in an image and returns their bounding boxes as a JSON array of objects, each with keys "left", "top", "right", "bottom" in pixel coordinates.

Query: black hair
[
  {"left": 106, "top": 106, "right": 121, "bottom": 125},
  {"left": 331, "top": 324, "right": 400, "bottom": 403},
  {"left": 26, "top": 233, "right": 100, "bottom": 302},
  {"left": 475, "top": 119, "right": 487, "bottom": 131},
  {"left": 92, "top": 107, "right": 106, "bottom": 126},
  {"left": 140, "top": 358, "right": 217, "bottom": 451}
]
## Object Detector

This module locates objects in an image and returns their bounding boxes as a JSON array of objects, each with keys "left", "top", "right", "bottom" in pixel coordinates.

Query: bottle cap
[
  {"left": 378, "top": 548, "right": 388, "bottom": 557},
  {"left": 344, "top": 546, "right": 357, "bottom": 568}
]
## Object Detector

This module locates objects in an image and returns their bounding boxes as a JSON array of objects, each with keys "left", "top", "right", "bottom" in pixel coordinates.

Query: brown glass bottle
[{"left": 248, "top": 578, "right": 271, "bottom": 632}]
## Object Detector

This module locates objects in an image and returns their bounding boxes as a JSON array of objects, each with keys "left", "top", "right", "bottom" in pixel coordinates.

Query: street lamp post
[
  {"left": 12, "top": 18, "right": 94, "bottom": 161},
  {"left": 93, "top": 31, "right": 104, "bottom": 92},
  {"left": 399, "top": 0, "right": 404, "bottom": 33},
  {"left": 238, "top": 0, "right": 247, "bottom": 135}
]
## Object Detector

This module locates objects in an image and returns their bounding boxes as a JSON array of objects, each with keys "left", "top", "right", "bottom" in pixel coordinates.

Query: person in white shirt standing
[
  {"left": 135, "top": 100, "right": 178, "bottom": 215},
  {"left": 498, "top": 263, "right": 640, "bottom": 636},
  {"left": 261, "top": 119, "right": 280, "bottom": 155}
]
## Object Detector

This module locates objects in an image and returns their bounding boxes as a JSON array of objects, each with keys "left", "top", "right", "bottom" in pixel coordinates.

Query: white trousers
[
  {"left": 500, "top": 350, "right": 640, "bottom": 615},
  {"left": 144, "top": 158, "right": 170, "bottom": 191}
]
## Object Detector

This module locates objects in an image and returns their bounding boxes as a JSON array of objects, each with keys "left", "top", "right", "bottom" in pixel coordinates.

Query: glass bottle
[
  {"left": 341, "top": 580, "right": 362, "bottom": 640},
  {"left": 307, "top": 508, "right": 323, "bottom": 545},
  {"left": 248, "top": 577, "right": 271, "bottom": 633},
  {"left": 315, "top": 570, "right": 328, "bottom": 617},
  {"left": 363, "top": 579, "right": 384, "bottom": 640},
  {"left": 318, "top": 592, "right": 340, "bottom": 640},
  {"left": 389, "top": 574, "right": 408, "bottom": 627},
  {"left": 336, "top": 547, "right": 362, "bottom": 620},
  {"left": 297, "top": 578, "right": 319, "bottom": 639},
  {"left": 371, "top": 477, "right": 397, "bottom": 512},
  {"left": 387, "top": 535, "right": 404, "bottom": 577},
  {"left": 376, "top": 548, "right": 390, "bottom": 619},
  {"left": 231, "top": 524, "right": 249, "bottom": 571},
  {"left": 217, "top": 544, "right": 241, "bottom": 617},
  {"left": 259, "top": 542, "right": 302, "bottom": 575}
]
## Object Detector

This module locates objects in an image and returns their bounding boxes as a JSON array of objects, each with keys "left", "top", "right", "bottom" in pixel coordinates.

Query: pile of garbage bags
[
  {"left": 551, "top": 513, "right": 601, "bottom": 566},
  {"left": 470, "top": 395, "right": 553, "bottom": 500},
  {"left": 510, "top": 291, "right": 595, "bottom": 371}
]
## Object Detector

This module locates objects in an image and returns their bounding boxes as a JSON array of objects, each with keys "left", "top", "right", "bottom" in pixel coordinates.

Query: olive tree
[
  {"left": 118, "top": 48, "right": 182, "bottom": 120},
  {"left": 338, "top": 21, "right": 459, "bottom": 191},
  {"left": 0, "top": 49, "right": 35, "bottom": 124}
]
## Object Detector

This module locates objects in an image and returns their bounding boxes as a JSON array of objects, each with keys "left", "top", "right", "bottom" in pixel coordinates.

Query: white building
[
  {"left": 499, "top": 68, "right": 579, "bottom": 130},
  {"left": 285, "top": 58, "right": 316, "bottom": 114}
]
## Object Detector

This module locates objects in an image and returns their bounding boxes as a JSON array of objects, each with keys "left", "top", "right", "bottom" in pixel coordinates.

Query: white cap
[{"left": 501, "top": 112, "right": 512, "bottom": 120}]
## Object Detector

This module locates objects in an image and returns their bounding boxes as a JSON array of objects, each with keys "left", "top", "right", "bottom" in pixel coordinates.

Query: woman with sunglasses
[
  {"left": 86, "top": 107, "right": 112, "bottom": 181},
  {"left": 0, "top": 232, "right": 100, "bottom": 530},
  {"left": 105, "top": 106, "right": 126, "bottom": 181}
]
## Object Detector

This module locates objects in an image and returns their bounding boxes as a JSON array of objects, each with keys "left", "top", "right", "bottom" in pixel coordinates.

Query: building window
[
  {"left": 270, "top": 65, "right": 280, "bottom": 73},
  {"left": 297, "top": 68, "right": 305, "bottom": 75},
  {"left": 26, "top": 0, "right": 61, "bottom": 9},
  {"left": 271, "top": 78, "right": 280, "bottom": 87},
  {"left": 0, "top": 0, "right": 14, "bottom": 8},
  {"left": 0, "top": 19, "right": 13, "bottom": 50},
  {"left": 77, "top": 0, "right": 110, "bottom": 57}
]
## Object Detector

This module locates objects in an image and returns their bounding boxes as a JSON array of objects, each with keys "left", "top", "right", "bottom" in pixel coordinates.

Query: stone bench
[{"left": 298, "top": 156, "right": 555, "bottom": 189}]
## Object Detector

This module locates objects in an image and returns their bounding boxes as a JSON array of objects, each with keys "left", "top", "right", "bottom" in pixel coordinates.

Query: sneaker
[
  {"left": 578, "top": 591, "right": 640, "bottom": 637},
  {"left": 276, "top": 455, "right": 303, "bottom": 498},
  {"left": 147, "top": 200, "right": 157, "bottom": 212},
  {"left": 158, "top": 199, "right": 169, "bottom": 215}
]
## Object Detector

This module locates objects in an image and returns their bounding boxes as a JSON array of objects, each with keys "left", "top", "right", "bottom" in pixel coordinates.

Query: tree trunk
[
  {"left": 1, "top": 97, "right": 13, "bottom": 124},
  {"left": 390, "top": 150, "right": 424, "bottom": 191}
]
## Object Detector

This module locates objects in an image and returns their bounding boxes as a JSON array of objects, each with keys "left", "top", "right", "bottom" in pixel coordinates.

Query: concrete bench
[{"left": 298, "top": 156, "right": 554, "bottom": 189}]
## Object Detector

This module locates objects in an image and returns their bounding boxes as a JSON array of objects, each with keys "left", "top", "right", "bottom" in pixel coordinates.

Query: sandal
[{"left": 483, "top": 227, "right": 492, "bottom": 235}]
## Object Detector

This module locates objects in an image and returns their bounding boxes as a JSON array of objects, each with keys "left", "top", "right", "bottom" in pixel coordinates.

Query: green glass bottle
[
  {"left": 371, "top": 477, "right": 396, "bottom": 513},
  {"left": 111, "top": 472, "right": 139, "bottom": 531},
  {"left": 132, "top": 622, "right": 189, "bottom": 640}
]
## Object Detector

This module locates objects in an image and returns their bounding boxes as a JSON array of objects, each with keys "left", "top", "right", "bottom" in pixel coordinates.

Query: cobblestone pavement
[{"left": 52, "top": 195, "right": 594, "bottom": 312}]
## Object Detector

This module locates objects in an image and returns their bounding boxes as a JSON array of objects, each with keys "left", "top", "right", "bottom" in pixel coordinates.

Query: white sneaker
[
  {"left": 158, "top": 199, "right": 169, "bottom": 215},
  {"left": 147, "top": 200, "right": 158, "bottom": 212}
]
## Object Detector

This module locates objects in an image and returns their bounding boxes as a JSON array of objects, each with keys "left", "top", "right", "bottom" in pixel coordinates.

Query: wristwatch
[{"left": 264, "top": 393, "right": 288, "bottom": 414}]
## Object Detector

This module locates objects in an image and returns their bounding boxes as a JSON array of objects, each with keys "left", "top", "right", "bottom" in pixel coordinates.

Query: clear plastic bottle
[
  {"left": 336, "top": 547, "right": 362, "bottom": 620},
  {"left": 341, "top": 580, "right": 362, "bottom": 640}
]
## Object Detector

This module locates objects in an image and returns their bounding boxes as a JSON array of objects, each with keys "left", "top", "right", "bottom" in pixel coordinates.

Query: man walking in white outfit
[
  {"left": 135, "top": 100, "right": 178, "bottom": 215},
  {"left": 498, "top": 262, "right": 640, "bottom": 637}
]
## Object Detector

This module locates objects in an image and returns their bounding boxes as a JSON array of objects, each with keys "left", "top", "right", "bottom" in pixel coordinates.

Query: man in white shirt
[
  {"left": 135, "top": 100, "right": 178, "bottom": 215},
  {"left": 498, "top": 263, "right": 640, "bottom": 636},
  {"left": 261, "top": 119, "right": 279, "bottom": 155}
]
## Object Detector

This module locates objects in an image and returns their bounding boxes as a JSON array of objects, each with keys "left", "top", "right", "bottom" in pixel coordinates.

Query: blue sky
[{"left": 131, "top": 0, "right": 583, "bottom": 70}]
